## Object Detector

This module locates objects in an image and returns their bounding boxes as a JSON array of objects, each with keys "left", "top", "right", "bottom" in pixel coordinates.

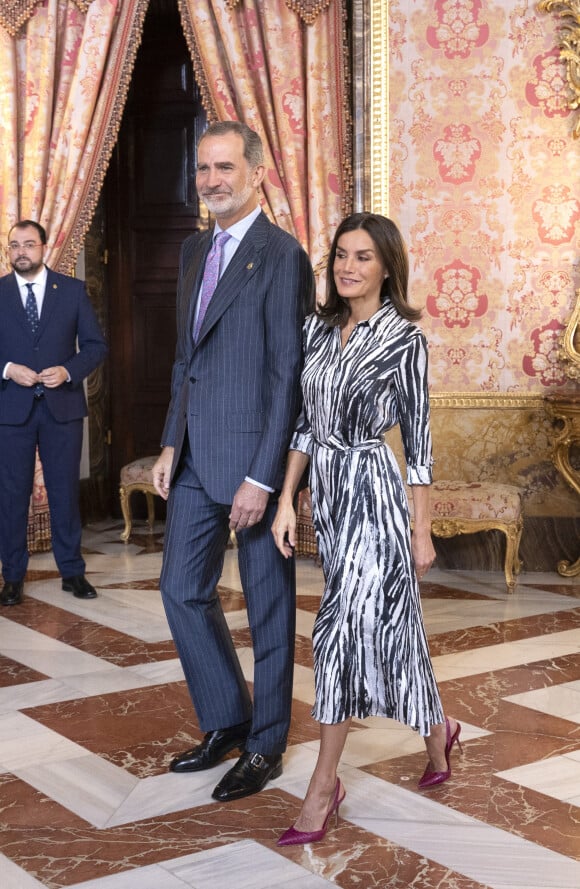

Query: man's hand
[
  {"left": 229, "top": 480, "right": 269, "bottom": 531},
  {"left": 152, "top": 447, "right": 175, "bottom": 500},
  {"left": 39, "top": 366, "right": 68, "bottom": 388},
  {"left": 5, "top": 364, "right": 41, "bottom": 387}
]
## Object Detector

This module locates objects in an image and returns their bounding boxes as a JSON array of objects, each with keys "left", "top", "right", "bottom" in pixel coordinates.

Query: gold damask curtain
[
  {"left": 0, "top": 0, "right": 147, "bottom": 549},
  {"left": 0, "top": 0, "right": 351, "bottom": 549},
  {"left": 178, "top": 0, "right": 350, "bottom": 276},
  {"left": 0, "top": 0, "right": 148, "bottom": 274}
]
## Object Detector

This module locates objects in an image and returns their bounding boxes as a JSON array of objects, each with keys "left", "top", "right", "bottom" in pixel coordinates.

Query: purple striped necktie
[{"left": 194, "top": 231, "right": 231, "bottom": 340}]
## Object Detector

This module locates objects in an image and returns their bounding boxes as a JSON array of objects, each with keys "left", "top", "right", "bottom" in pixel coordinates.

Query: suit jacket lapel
[
  {"left": 183, "top": 231, "right": 211, "bottom": 338},
  {"left": 196, "top": 213, "right": 270, "bottom": 345},
  {"left": 7, "top": 273, "right": 30, "bottom": 333},
  {"left": 37, "top": 269, "right": 59, "bottom": 336}
]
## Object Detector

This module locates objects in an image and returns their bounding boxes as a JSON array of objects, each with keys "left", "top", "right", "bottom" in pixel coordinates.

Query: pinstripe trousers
[{"left": 160, "top": 455, "right": 296, "bottom": 756}]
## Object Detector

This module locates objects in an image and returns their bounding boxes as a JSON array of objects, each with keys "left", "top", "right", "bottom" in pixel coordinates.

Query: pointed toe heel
[
  {"left": 277, "top": 779, "right": 345, "bottom": 846},
  {"left": 418, "top": 718, "right": 462, "bottom": 789}
]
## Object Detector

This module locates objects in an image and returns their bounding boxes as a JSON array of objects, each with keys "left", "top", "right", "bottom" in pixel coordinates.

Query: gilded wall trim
[
  {"left": 538, "top": 0, "right": 580, "bottom": 137},
  {"left": 561, "top": 286, "right": 580, "bottom": 379},
  {"left": 369, "top": 0, "right": 389, "bottom": 215},
  {"left": 430, "top": 393, "right": 545, "bottom": 409}
]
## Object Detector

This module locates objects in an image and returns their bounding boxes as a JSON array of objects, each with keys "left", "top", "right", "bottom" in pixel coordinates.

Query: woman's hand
[
  {"left": 272, "top": 499, "right": 297, "bottom": 558},
  {"left": 412, "top": 525, "right": 435, "bottom": 581}
]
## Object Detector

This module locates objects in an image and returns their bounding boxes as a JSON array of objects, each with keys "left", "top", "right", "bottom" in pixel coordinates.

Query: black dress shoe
[
  {"left": 0, "top": 581, "right": 23, "bottom": 606},
  {"left": 62, "top": 575, "right": 97, "bottom": 599},
  {"left": 211, "top": 750, "right": 283, "bottom": 802},
  {"left": 170, "top": 720, "right": 251, "bottom": 773}
]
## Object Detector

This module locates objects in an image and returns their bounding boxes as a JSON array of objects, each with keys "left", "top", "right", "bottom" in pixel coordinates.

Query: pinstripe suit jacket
[{"left": 161, "top": 211, "right": 315, "bottom": 504}]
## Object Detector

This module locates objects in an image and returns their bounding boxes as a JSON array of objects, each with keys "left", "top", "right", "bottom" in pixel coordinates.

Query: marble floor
[{"left": 2, "top": 520, "right": 580, "bottom": 889}]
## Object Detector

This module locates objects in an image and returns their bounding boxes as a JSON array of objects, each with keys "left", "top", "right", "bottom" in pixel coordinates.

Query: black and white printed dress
[{"left": 291, "top": 301, "right": 444, "bottom": 736}]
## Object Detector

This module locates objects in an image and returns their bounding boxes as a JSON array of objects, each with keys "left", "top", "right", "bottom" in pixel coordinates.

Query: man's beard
[
  {"left": 201, "top": 182, "right": 254, "bottom": 219},
  {"left": 11, "top": 256, "right": 43, "bottom": 276}
]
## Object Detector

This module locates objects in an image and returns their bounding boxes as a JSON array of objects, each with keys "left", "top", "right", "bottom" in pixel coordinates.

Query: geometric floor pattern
[{"left": 2, "top": 521, "right": 580, "bottom": 888}]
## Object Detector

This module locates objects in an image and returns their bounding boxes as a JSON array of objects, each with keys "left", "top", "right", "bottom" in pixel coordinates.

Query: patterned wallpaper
[
  {"left": 388, "top": 0, "right": 579, "bottom": 394},
  {"left": 382, "top": 0, "right": 580, "bottom": 518}
]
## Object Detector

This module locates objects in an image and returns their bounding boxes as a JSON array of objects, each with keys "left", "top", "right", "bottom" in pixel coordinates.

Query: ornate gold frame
[
  {"left": 538, "top": 0, "right": 580, "bottom": 137},
  {"left": 559, "top": 286, "right": 580, "bottom": 378},
  {"left": 369, "top": 0, "right": 389, "bottom": 215}
]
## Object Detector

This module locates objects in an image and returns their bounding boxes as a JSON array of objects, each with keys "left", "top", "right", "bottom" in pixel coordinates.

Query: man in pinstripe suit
[{"left": 153, "top": 122, "right": 315, "bottom": 802}]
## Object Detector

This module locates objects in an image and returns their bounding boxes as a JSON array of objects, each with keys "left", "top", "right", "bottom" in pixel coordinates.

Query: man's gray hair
[{"left": 200, "top": 121, "right": 264, "bottom": 167}]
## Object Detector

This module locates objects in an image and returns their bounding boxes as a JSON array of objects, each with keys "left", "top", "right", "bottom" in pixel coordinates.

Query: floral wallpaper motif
[
  {"left": 389, "top": 0, "right": 580, "bottom": 396},
  {"left": 387, "top": 0, "right": 580, "bottom": 520}
]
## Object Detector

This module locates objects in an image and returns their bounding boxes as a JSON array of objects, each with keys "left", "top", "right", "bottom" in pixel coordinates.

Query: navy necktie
[{"left": 25, "top": 282, "right": 40, "bottom": 334}]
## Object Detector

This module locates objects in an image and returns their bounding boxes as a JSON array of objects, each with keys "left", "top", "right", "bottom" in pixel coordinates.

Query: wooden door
[{"left": 105, "top": 0, "right": 206, "bottom": 513}]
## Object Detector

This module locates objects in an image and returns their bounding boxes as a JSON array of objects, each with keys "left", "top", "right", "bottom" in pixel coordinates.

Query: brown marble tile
[
  {"left": 420, "top": 582, "right": 497, "bottom": 600},
  {"left": 99, "top": 578, "right": 161, "bottom": 589},
  {"left": 0, "top": 654, "right": 47, "bottom": 687},
  {"left": 526, "top": 582, "right": 580, "bottom": 599},
  {"left": 0, "top": 778, "right": 490, "bottom": 889},
  {"left": 428, "top": 607, "right": 580, "bottom": 656},
  {"left": 89, "top": 530, "right": 165, "bottom": 554},
  {"left": 24, "top": 683, "right": 201, "bottom": 777},
  {"left": 0, "top": 598, "right": 177, "bottom": 667},
  {"left": 296, "top": 593, "right": 325, "bottom": 612}
]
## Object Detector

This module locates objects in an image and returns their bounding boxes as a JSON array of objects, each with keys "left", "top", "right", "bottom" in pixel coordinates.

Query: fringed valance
[
  {"left": 225, "top": 0, "right": 333, "bottom": 25},
  {"left": 0, "top": 0, "right": 92, "bottom": 36}
]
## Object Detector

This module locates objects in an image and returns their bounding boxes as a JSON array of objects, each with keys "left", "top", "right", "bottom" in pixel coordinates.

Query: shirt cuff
[
  {"left": 406, "top": 463, "right": 433, "bottom": 485},
  {"left": 245, "top": 476, "right": 275, "bottom": 493}
]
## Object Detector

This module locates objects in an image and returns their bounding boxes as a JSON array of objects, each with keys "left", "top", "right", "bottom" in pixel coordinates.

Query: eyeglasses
[{"left": 8, "top": 241, "right": 43, "bottom": 251}]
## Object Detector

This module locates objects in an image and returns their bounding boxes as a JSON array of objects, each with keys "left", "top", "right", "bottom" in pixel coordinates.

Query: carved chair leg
[
  {"left": 503, "top": 521, "right": 522, "bottom": 592},
  {"left": 119, "top": 486, "right": 132, "bottom": 542},
  {"left": 145, "top": 492, "right": 155, "bottom": 532}
]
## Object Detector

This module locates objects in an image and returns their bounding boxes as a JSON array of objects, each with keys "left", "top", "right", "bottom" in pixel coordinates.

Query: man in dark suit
[
  {"left": 153, "top": 121, "right": 314, "bottom": 802},
  {"left": 0, "top": 220, "right": 108, "bottom": 606}
]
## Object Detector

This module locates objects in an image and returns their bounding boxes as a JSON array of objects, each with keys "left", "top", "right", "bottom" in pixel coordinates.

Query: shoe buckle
[{"left": 249, "top": 753, "right": 265, "bottom": 768}]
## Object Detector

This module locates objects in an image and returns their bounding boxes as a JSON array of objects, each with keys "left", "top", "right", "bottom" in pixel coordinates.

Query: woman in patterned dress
[{"left": 272, "top": 213, "right": 461, "bottom": 846}]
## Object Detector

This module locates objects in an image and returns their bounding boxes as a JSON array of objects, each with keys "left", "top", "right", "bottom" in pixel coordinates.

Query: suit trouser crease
[
  {"left": 0, "top": 399, "right": 85, "bottom": 580},
  {"left": 160, "top": 468, "right": 295, "bottom": 755}
]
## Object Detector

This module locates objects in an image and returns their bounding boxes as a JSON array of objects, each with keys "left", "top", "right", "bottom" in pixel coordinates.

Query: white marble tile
[
  {"left": 295, "top": 608, "right": 315, "bottom": 639},
  {"left": 62, "top": 667, "right": 160, "bottom": 696},
  {"left": 224, "top": 609, "right": 250, "bottom": 631},
  {"left": 432, "top": 629, "right": 580, "bottom": 682},
  {"left": 16, "top": 754, "right": 138, "bottom": 829},
  {"left": 1, "top": 853, "right": 50, "bottom": 889},
  {"left": 67, "top": 865, "right": 188, "bottom": 889},
  {"left": 285, "top": 663, "right": 315, "bottom": 707},
  {"left": 422, "top": 589, "right": 579, "bottom": 635},
  {"left": 168, "top": 840, "right": 332, "bottom": 888},
  {"left": 496, "top": 752, "right": 580, "bottom": 804},
  {"left": 0, "top": 618, "right": 118, "bottom": 677},
  {"left": 339, "top": 767, "right": 580, "bottom": 888},
  {"left": 126, "top": 658, "right": 184, "bottom": 685},
  {"left": 0, "top": 678, "right": 87, "bottom": 712},
  {"left": 103, "top": 769, "right": 229, "bottom": 827},
  {"left": 0, "top": 712, "right": 89, "bottom": 771},
  {"left": 504, "top": 680, "right": 580, "bottom": 724},
  {"left": 25, "top": 587, "right": 172, "bottom": 643}
]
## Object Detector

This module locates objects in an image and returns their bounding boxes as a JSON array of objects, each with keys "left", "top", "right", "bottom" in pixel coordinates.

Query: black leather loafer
[
  {"left": 170, "top": 721, "right": 251, "bottom": 773},
  {"left": 211, "top": 750, "right": 283, "bottom": 802},
  {"left": 0, "top": 580, "right": 24, "bottom": 606},
  {"left": 62, "top": 575, "right": 97, "bottom": 599}
]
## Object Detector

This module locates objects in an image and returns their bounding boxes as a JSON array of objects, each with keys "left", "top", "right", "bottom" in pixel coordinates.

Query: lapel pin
[
  {"left": 246, "top": 262, "right": 254, "bottom": 270},
  {"left": 53, "top": 284, "right": 57, "bottom": 289}
]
